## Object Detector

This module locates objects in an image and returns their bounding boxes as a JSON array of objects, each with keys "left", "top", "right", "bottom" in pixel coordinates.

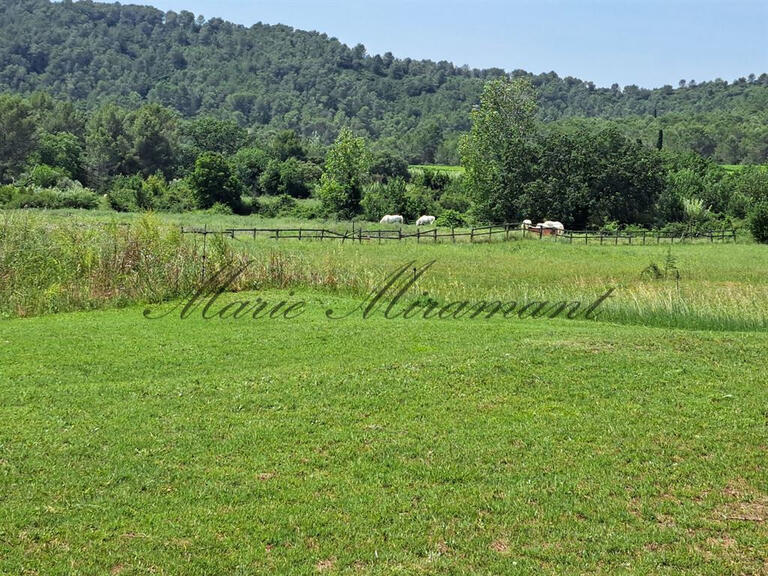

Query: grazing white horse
[
  {"left": 544, "top": 221, "right": 565, "bottom": 232},
  {"left": 380, "top": 215, "right": 404, "bottom": 225},
  {"left": 532, "top": 220, "right": 565, "bottom": 235},
  {"left": 416, "top": 215, "right": 436, "bottom": 227},
  {"left": 521, "top": 219, "right": 533, "bottom": 229}
]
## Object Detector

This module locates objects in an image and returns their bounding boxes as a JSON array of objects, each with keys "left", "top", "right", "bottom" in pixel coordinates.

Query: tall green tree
[
  {"left": 459, "top": 77, "right": 538, "bottom": 222},
  {"left": 85, "top": 104, "right": 135, "bottom": 187},
  {"left": 190, "top": 152, "right": 242, "bottom": 210},
  {"left": 317, "top": 127, "right": 371, "bottom": 218},
  {"left": 0, "top": 94, "right": 36, "bottom": 182},
  {"left": 131, "top": 104, "right": 179, "bottom": 178}
]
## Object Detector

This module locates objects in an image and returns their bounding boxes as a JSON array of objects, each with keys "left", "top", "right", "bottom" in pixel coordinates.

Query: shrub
[
  {"left": 0, "top": 184, "right": 19, "bottom": 205},
  {"left": 137, "top": 174, "right": 167, "bottom": 210},
  {"left": 435, "top": 209, "right": 466, "bottom": 228},
  {"left": 361, "top": 178, "right": 407, "bottom": 221},
  {"left": 370, "top": 151, "right": 410, "bottom": 183},
  {"left": 254, "top": 194, "right": 298, "bottom": 218},
  {"left": 206, "top": 202, "right": 233, "bottom": 215},
  {"left": 157, "top": 179, "right": 198, "bottom": 212},
  {"left": 4, "top": 186, "right": 99, "bottom": 210},
  {"left": 25, "top": 164, "right": 67, "bottom": 188},
  {"left": 438, "top": 190, "right": 471, "bottom": 214},
  {"left": 404, "top": 185, "right": 437, "bottom": 222},
  {"left": 108, "top": 188, "right": 139, "bottom": 212},
  {"left": 748, "top": 202, "right": 768, "bottom": 244},
  {"left": 190, "top": 152, "right": 242, "bottom": 210}
]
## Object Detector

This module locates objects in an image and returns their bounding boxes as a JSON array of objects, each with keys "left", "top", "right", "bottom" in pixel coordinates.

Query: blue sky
[{"left": 141, "top": 0, "right": 767, "bottom": 88}]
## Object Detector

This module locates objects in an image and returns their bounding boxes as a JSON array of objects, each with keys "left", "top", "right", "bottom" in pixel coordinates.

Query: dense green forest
[
  {"left": 1, "top": 1, "right": 767, "bottom": 240},
  {"left": 1, "top": 0, "right": 767, "bottom": 164}
]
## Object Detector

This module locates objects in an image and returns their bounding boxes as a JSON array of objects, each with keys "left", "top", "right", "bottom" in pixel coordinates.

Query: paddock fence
[{"left": 179, "top": 224, "right": 738, "bottom": 246}]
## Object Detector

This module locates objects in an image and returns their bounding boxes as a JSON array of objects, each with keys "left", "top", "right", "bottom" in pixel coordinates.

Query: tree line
[
  {"left": 1, "top": 0, "right": 767, "bottom": 164},
  {"left": 2, "top": 82, "right": 767, "bottom": 243}
]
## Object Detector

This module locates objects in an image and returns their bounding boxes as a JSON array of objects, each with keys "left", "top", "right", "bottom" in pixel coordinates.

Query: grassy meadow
[{"left": 1, "top": 210, "right": 767, "bottom": 574}]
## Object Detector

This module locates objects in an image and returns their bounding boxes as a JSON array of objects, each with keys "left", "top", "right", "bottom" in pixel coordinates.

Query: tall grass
[{"left": 2, "top": 211, "right": 767, "bottom": 331}]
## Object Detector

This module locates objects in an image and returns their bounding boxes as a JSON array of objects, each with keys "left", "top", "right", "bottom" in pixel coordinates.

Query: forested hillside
[{"left": 1, "top": 0, "right": 766, "bottom": 163}]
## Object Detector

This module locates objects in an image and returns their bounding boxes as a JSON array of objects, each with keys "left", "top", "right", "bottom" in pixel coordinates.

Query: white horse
[
  {"left": 416, "top": 215, "right": 436, "bottom": 226},
  {"left": 380, "top": 215, "right": 404, "bottom": 225},
  {"left": 521, "top": 219, "right": 533, "bottom": 229},
  {"left": 543, "top": 221, "right": 565, "bottom": 232}
]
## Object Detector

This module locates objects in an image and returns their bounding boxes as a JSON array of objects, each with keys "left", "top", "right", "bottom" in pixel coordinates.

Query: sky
[{"left": 140, "top": 0, "right": 767, "bottom": 88}]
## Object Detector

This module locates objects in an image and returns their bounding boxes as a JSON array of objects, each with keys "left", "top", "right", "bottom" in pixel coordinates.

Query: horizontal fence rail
[{"left": 179, "top": 224, "right": 738, "bottom": 245}]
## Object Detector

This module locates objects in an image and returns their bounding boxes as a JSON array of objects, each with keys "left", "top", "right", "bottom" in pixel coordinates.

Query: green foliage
[
  {"left": 748, "top": 202, "right": 768, "bottom": 243},
  {"left": 24, "top": 164, "right": 67, "bottom": 188},
  {"left": 435, "top": 209, "right": 466, "bottom": 228},
  {"left": 360, "top": 178, "right": 407, "bottom": 221},
  {"left": 156, "top": 179, "right": 198, "bottom": 212},
  {"left": 404, "top": 185, "right": 437, "bottom": 222},
  {"left": 370, "top": 151, "right": 410, "bottom": 183},
  {"left": 460, "top": 77, "right": 538, "bottom": 223},
  {"left": 233, "top": 147, "right": 270, "bottom": 195},
  {"left": 131, "top": 104, "right": 179, "bottom": 178},
  {"left": 34, "top": 131, "right": 84, "bottom": 180},
  {"left": 182, "top": 116, "right": 247, "bottom": 157},
  {"left": 271, "top": 131, "right": 306, "bottom": 162},
  {"left": 318, "top": 128, "right": 371, "bottom": 218},
  {"left": 0, "top": 1, "right": 766, "bottom": 164},
  {"left": 190, "top": 152, "right": 242, "bottom": 210},
  {"left": 0, "top": 93, "right": 36, "bottom": 182},
  {"left": 3, "top": 186, "right": 100, "bottom": 210}
]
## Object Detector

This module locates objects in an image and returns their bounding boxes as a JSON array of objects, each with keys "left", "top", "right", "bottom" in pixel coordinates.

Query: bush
[
  {"left": 108, "top": 187, "right": 139, "bottom": 212},
  {"left": 360, "top": 178, "right": 407, "bottom": 221},
  {"left": 404, "top": 185, "right": 437, "bottom": 222},
  {"left": 748, "top": 202, "right": 768, "bottom": 244},
  {"left": 25, "top": 164, "right": 68, "bottom": 188},
  {"left": 370, "top": 151, "right": 410, "bottom": 183},
  {"left": 0, "top": 184, "right": 20, "bottom": 205},
  {"left": 438, "top": 190, "right": 471, "bottom": 213},
  {"left": 157, "top": 179, "right": 198, "bottom": 212},
  {"left": 206, "top": 202, "right": 233, "bottom": 215},
  {"left": 190, "top": 152, "right": 242, "bottom": 210},
  {"left": 4, "top": 186, "right": 99, "bottom": 210},
  {"left": 254, "top": 194, "right": 298, "bottom": 218},
  {"left": 435, "top": 209, "right": 466, "bottom": 228}
]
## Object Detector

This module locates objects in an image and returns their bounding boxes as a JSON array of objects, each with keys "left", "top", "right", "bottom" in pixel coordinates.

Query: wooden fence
[{"left": 180, "top": 224, "right": 738, "bottom": 246}]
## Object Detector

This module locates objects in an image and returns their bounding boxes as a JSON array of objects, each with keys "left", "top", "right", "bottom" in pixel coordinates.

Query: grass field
[
  {"left": 1, "top": 210, "right": 767, "bottom": 574},
  {"left": 1, "top": 293, "right": 767, "bottom": 574}
]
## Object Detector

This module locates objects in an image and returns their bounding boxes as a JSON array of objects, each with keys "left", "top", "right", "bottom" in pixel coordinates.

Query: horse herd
[
  {"left": 379, "top": 215, "right": 434, "bottom": 226},
  {"left": 379, "top": 215, "right": 565, "bottom": 234}
]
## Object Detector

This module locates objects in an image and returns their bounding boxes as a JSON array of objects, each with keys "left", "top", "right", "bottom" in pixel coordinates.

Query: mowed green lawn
[{"left": 1, "top": 291, "right": 767, "bottom": 574}]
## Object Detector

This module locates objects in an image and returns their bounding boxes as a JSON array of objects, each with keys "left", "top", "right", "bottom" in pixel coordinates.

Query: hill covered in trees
[{"left": 1, "top": 0, "right": 766, "bottom": 164}]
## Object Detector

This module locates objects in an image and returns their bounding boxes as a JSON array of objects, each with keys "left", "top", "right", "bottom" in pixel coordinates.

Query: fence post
[
  {"left": 471, "top": 228, "right": 475, "bottom": 242},
  {"left": 489, "top": 226, "right": 492, "bottom": 242},
  {"left": 417, "top": 229, "right": 421, "bottom": 244},
  {"left": 201, "top": 225, "right": 208, "bottom": 283},
  {"left": 538, "top": 227, "right": 543, "bottom": 240},
  {"left": 642, "top": 231, "right": 646, "bottom": 245},
  {"left": 600, "top": 233, "right": 604, "bottom": 245},
  {"left": 320, "top": 229, "right": 325, "bottom": 241},
  {"left": 615, "top": 230, "right": 619, "bottom": 245},
  {"left": 451, "top": 227, "right": 456, "bottom": 243},
  {"left": 433, "top": 228, "right": 437, "bottom": 243},
  {"left": 299, "top": 228, "right": 302, "bottom": 241}
]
